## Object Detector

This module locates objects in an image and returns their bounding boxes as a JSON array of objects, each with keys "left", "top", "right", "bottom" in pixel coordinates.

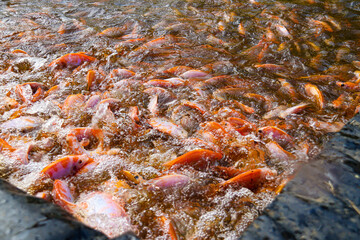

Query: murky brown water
[{"left": 1, "top": 0, "right": 360, "bottom": 239}]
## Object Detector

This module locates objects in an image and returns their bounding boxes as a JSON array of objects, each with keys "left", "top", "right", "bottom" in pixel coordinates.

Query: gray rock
[{"left": 0, "top": 179, "right": 139, "bottom": 240}]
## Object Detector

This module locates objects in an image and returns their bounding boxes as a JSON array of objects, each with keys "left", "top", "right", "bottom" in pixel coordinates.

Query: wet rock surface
[
  {"left": 0, "top": 179, "right": 139, "bottom": 240},
  {"left": 240, "top": 114, "right": 360, "bottom": 240}
]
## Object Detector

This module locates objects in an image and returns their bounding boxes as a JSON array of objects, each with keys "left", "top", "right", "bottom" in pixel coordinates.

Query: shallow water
[{"left": 0, "top": 0, "right": 360, "bottom": 239}]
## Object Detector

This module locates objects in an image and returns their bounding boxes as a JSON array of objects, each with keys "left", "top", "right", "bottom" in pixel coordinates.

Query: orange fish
[
  {"left": 41, "top": 155, "right": 93, "bottom": 180},
  {"left": 53, "top": 179, "right": 77, "bottom": 213},
  {"left": 163, "top": 149, "right": 223, "bottom": 170},
  {"left": 149, "top": 117, "right": 188, "bottom": 139},
  {"left": 304, "top": 83, "right": 324, "bottom": 110},
  {"left": 49, "top": 53, "right": 97, "bottom": 69},
  {"left": 66, "top": 127, "right": 105, "bottom": 155},
  {"left": 157, "top": 216, "right": 178, "bottom": 240},
  {"left": 220, "top": 168, "right": 277, "bottom": 190},
  {"left": 0, "top": 137, "right": 16, "bottom": 152},
  {"left": 258, "top": 126, "right": 294, "bottom": 147}
]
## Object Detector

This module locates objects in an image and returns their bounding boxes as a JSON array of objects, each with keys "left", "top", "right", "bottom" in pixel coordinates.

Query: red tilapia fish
[{"left": 0, "top": 0, "right": 359, "bottom": 239}]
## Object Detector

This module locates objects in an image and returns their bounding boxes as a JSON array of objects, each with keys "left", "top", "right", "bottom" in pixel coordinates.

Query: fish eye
[
  {"left": 134, "top": 175, "right": 139, "bottom": 179},
  {"left": 79, "top": 160, "right": 83, "bottom": 164},
  {"left": 341, "top": 83, "right": 345, "bottom": 87}
]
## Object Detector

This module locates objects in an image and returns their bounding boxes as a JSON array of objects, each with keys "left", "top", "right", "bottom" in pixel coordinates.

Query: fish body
[
  {"left": 41, "top": 155, "right": 93, "bottom": 179},
  {"left": 49, "top": 53, "right": 97, "bottom": 68}
]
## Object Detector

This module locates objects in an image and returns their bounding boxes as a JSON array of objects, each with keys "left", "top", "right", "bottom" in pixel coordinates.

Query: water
[{"left": 0, "top": 0, "right": 360, "bottom": 239}]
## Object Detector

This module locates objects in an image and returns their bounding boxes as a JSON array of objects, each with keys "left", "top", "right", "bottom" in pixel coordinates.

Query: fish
[
  {"left": 304, "top": 83, "right": 324, "bottom": 110},
  {"left": 15, "top": 82, "right": 46, "bottom": 104},
  {"left": 163, "top": 149, "right": 223, "bottom": 170},
  {"left": 274, "top": 24, "right": 292, "bottom": 39},
  {"left": 86, "top": 69, "right": 99, "bottom": 90},
  {"left": 97, "top": 26, "right": 127, "bottom": 38},
  {"left": 41, "top": 154, "right": 93, "bottom": 180},
  {"left": 164, "top": 66, "right": 194, "bottom": 76},
  {"left": 227, "top": 117, "right": 256, "bottom": 135},
  {"left": 182, "top": 137, "right": 222, "bottom": 153},
  {"left": 66, "top": 127, "right": 105, "bottom": 155},
  {"left": 148, "top": 117, "right": 188, "bottom": 139},
  {"left": 62, "top": 94, "right": 86, "bottom": 115},
  {"left": 336, "top": 81, "right": 360, "bottom": 92},
  {"left": 146, "top": 174, "right": 191, "bottom": 191},
  {"left": 0, "top": 116, "right": 44, "bottom": 132},
  {"left": 258, "top": 126, "right": 294, "bottom": 148},
  {"left": 278, "top": 78, "right": 298, "bottom": 101},
  {"left": 220, "top": 168, "right": 277, "bottom": 190},
  {"left": 238, "top": 23, "right": 246, "bottom": 36},
  {"left": 128, "top": 106, "right": 140, "bottom": 123},
  {"left": 11, "top": 49, "right": 28, "bottom": 55},
  {"left": 109, "top": 69, "right": 135, "bottom": 79},
  {"left": 278, "top": 103, "right": 309, "bottom": 119},
  {"left": 0, "top": 138, "right": 16, "bottom": 152},
  {"left": 122, "top": 170, "right": 144, "bottom": 184},
  {"left": 299, "top": 75, "right": 340, "bottom": 83},
  {"left": 52, "top": 179, "right": 132, "bottom": 238},
  {"left": 144, "top": 78, "right": 185, "bottom": 88},
  {"left": 265, "top": 141, "right": 297, "bottom": 163},
  {"left": 0, "top": 97, "right": 19, "bottom": 114},
  {"left": 156, "top": 216, "right": 178, "bottom": 240},
  {"left": 180, "top": 70, "right": 211, "bottom": 79},
  {"left": 49, "top": 53, "right": 97, "bottom": 69}
]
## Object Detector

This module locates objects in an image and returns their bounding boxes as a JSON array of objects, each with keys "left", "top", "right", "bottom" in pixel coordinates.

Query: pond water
[{"left": 0, "top": 0, "right": 360, "bottom": 239}]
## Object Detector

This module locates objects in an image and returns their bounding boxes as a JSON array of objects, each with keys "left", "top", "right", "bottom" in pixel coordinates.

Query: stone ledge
[{"left": 0, "top": 179, "right": 138, "bottom": 240}]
